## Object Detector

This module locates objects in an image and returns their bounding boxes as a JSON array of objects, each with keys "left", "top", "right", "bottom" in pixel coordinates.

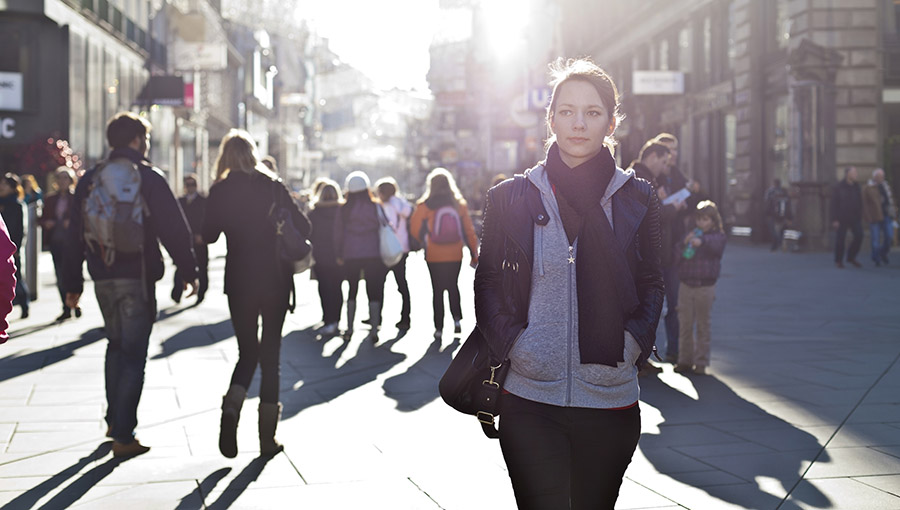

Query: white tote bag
[{"left": 378, "top": 205, "right": 404, "bottom": 267}]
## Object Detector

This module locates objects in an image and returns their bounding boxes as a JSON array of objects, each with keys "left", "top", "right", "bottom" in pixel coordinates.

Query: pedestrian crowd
[{"left": 0, "top": 54, "right": 894, "bottom": 510}]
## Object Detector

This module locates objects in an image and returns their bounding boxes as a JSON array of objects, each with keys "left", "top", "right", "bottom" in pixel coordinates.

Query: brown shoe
[
  {"left": 673, "top": 364, "right": 693, "bottom": 374},
  {"left": 112, "top": 439, "right": 150, "bottom": 458}
]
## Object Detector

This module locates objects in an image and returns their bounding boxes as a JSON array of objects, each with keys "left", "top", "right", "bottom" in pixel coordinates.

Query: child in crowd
[{"left": 675, "top": 200, "right": 727, "bottom": 375}]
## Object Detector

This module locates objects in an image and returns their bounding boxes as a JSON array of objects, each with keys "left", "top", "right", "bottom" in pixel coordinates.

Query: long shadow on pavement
[
  {"left": 175, "top": 467, "right": 231, "bottom": 510},
  {"left": 0, "top": 327, "right": 106, "bottom": 384},
  {"left": 151, "top": 319, "right": 234, "bottom": 359},
  {"left": 639, "top": 374, "right": 831, "bottom": 509},
  {"left": 279, "top": 328, "right": 407, "bottom": 420},
  {"left": 382, "top": 335, "right": 461, "bottom": 412},
  {"left": 0, "top": 443, "right": 112, "bottom": 510},
  {"left": 204, "top": 456, "right": 273, "bottom": 510}
]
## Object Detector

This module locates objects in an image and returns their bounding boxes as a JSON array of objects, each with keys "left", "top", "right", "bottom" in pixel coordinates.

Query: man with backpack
[
  {"left": 764, "top": 178, "right": 793, "bottom": 251},
  {"left": 64, "top": 112, "right": 198, "bottom": 458}
]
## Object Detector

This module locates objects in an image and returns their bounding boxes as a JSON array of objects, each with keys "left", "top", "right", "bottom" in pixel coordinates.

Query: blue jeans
[
  {"left": 662, "top": 264, "right": 680, "bottom": 358},
  {"left": 94, "top": 279, "right": 154, "bottom": 444},
  {"left": 869, "top": 218, "right": 894, "bottom": 262}
]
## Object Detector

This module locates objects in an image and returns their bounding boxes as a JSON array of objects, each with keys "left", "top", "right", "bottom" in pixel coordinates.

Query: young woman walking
[
  {"left": 375, "top": 177, "right": 414, "bottom": 330},
  {"left": 334, "top": 171, "right": 388, "bottom": 339},
  {"left": 474, "top": 57, "right": 664, "bottom": 509},
  {"left": 410, "top": 168, "right": 478, "bottom": 339},
  {"left": 202, "top": 130, "right": 310, "bottom": 457},
  {"left": 308, "top": 179, "right": 343, "bottom": 335}
]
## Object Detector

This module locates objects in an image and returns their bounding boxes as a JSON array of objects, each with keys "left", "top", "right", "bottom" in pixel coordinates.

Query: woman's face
[{"left": 550, "top": 80, "right": 614, "bottom": 168}]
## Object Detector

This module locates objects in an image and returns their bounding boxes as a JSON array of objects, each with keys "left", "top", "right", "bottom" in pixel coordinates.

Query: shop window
[
  {"left": 767, "top": 95, "right": 790, "bottom": 185},
  {"left": 678, "top": 27, "right": 692, "bottom": 74}
]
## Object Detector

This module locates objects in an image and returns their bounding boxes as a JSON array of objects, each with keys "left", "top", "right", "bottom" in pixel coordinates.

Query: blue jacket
[{"left": 64, "top": 148, "right": 197, "bottom": 294}]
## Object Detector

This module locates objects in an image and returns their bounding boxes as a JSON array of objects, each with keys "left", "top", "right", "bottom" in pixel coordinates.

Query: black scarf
[{"left": 545, "top": 144, "right": 629, "bottom": 367}]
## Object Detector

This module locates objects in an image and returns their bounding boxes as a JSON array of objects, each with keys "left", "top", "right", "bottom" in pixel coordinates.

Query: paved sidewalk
[{"left": 0, "top": 240, "right": 898, "bottom": 509}]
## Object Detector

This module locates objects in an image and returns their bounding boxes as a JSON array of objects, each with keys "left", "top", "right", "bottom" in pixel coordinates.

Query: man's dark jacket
[
  {"left": 474, "top": 173, "right": 665, "bottom": 367},
  {"left": 831, "top": 179, "right": 863, "bottom": 224},
  {"left": 64, "top": 147, "right": 198, "bottom": 294}
]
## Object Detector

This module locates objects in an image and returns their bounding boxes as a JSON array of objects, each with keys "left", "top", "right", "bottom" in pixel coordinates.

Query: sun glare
[{"left": 482, "top": 0, "right": 530, "bottom": 58}]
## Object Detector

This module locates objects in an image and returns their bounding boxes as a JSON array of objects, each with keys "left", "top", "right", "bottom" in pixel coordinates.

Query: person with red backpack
[{"left": 410, "top": 168, "right": 478, "bottom": 339}]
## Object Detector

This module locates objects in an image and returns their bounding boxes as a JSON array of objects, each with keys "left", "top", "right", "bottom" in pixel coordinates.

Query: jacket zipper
[{"left": 566, "top": 243, "right": 575, "bottom": 406}]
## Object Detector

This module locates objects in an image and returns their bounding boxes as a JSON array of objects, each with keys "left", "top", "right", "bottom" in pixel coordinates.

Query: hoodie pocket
[
  {"left": 575, "top": 331, "right": 641, "bottom": 388},
  {"left": 508, "top": 321, "right": 567, "bottom": 382}
]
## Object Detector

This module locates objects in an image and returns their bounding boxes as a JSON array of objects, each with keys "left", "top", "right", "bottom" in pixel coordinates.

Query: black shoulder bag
[
  {"left": 438, "top": 175, "right": 529, "bottom": 439},
  {"left": 268, "top": 179, "right": 312, "bottom": 311}
]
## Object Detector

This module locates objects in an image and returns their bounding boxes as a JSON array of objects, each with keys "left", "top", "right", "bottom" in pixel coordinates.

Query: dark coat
[
  {"left": 202, "top": 170, "right": 310, "bottom": 300},
  {"left": 474, "top": 173, "right": 665, "bottom": 366},
  {"left": 677, "top": 230, "right": 727, "bottom": 287},
  {"left": 659, "top": 165, "right": 689, "bottom": 267},
  {"left": 179, "top": 192, "right": 208, "bottom": 261},
  {"left": 40, "top": 191, "right": 76, "bottom": 249},
  {"left": 333, "top": 196, "right": 380, "bottom": 261},
  {"left": 0, "top": 196, "right": 24, "bottom": 249},
  {"left": 831, "top": 180, "right": 863, "bottom": 224},
  {"left": 308, "top": 202, "right": 340, "bottom": 266},
  {"left": 64, "top": 148, "right": 198, "bottom": 294}
]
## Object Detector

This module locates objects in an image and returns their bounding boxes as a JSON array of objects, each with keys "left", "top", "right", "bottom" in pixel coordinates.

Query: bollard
[{"left": 25, "top": 201, "right": 39, "bottom": 301}]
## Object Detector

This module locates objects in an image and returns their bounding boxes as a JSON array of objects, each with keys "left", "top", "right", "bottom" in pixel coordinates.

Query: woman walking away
[
  {"left": 40, "top": 167, "right": 81, "bottom": 321},
  {"left": 0, "top": 174, "right": 29, "bottom": 319},
  {"left": 334, "top": 171, "right": 388, "bottom": 340},
  {"left": 410, "top": 168, "right": 478, "bottom": 339},
  {"left": 375, "top": 177, "right": 414, "bottom": 330},
  {"left": 475, "top": 57, "right": 664, "bottom": 509},
  {"left": 674, "top": 200, "right": 726, "bottom": 376},
  {"left": 308, "top": 179, "right": 343, "bottom": 336},
  {"left": 202, "top": 130, "right": 310, "bottom": 458}
]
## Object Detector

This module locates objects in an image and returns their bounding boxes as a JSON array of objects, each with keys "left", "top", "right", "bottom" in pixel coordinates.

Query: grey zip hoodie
[{"left": 503, "top": 163, "right": 643, "bottom": 409}]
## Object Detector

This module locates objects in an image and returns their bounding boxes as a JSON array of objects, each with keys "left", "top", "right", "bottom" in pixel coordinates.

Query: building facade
[{"left": 564, "top": 0, "right": 893, "bottom": 248}]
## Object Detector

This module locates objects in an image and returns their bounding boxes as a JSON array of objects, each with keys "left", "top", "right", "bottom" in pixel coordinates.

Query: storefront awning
[{"left": 135, "top": 76, "right": 186, "bottom": 106}]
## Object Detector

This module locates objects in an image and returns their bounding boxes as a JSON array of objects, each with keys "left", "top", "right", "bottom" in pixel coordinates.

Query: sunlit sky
[{"left": 297, "top": 0, "right": 441, "bottom": 91}]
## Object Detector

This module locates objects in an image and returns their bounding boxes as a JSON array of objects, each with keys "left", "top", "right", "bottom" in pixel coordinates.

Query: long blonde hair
[
  {"left": 418, "top": 167, "right": 464, "bottom": 205},
  {"left": 213, "top": 129, "right": 277, "bottom": 181}
]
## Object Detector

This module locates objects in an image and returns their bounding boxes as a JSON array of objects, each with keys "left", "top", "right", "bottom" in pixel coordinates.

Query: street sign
[
  {"left": 0, "top": 72, "right": 23, "bottom": 111},
  {"left": 633, "top": 70, "right": 684, "bottom": 95}
]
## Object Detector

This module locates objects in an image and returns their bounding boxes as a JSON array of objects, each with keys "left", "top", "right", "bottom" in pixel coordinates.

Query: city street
[{"left": 0, "top": 239, "right": 899, "bottom": 509}]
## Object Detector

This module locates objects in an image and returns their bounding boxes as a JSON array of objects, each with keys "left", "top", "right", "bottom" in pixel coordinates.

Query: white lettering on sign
[{"left": 0, "top": 118, "right": 15, "bottom": 139}]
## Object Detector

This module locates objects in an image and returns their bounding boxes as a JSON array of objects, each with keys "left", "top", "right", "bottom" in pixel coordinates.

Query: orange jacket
[{"left": 410, "top": 200, "right": 479, "bottom": 263}]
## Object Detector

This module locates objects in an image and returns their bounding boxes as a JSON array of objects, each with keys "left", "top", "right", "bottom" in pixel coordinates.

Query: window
[
  {"left": 884, "top": 0, "right": 900, "bottom": 44},
  {"left": 703, "top": 16, "right": 712, "bottom": 78},
  {"left": 678, "top": 27, "right": 692, "bottom": 73},
  {"left": 768, "top": 0, "right": 791, "bottom": 52},
  {"left": 727, "top": 0, "right": 737, "bottom": 71},
  {"left": 659, "top": 39, "right": 669, "bottom": 71}
]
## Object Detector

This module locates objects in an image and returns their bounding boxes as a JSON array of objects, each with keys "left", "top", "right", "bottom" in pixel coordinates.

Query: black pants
[
  {"left": 173, "top": 243, "right": 209, "bottom": 300},
  {"left": 12, "top": 251, "right": 28, "bottom": 312},
  {"left": 835, "top": 220, "right": 863, "bottom": 263},
  {"left": 226, "top": 293, "right": 287, "bottom": 404},
  {"left": 50, "top": 244, "right": 69, "bottom": 313},
  {"left": 316, "top": 263, "right": 344, "bottom": 324},
  {"left": 345, "top": 257, "right": 388, "bottom": 304},
  {"left": 426, "top": 261, "right": 461, "bottom": 329},
  {"left": 387, "top": 253, "right": 411, "bottom": 322},
  {"left": 499, "top": 394, "right": 641, "bottom": 510}
]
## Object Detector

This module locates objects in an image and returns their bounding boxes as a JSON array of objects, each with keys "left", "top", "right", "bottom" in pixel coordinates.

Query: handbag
[
  {"left": 377, "top": 205, "right": 404, "bottom": 267},
  {"left": 439, "top": 327, "right": 510, "bottom": 439},
  {"left": 268, "top": 181, "right": 312, "bottom": 273}
]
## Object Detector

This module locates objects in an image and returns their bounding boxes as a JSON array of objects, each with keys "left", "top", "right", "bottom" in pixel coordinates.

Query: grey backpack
[{"left": 83, "top": 158, "right": 147, "bottom": 266}]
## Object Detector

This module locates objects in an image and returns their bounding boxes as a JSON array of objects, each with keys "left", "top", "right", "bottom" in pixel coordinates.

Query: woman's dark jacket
[
  {"left": 202, "top": 170, "right": 310, "bottom": 301},
  {"left": 308, "top": 201, "right": 340, "bottom": 266},
  {"left": 474, "top": 172, "right": 665, "bottom": 367},
  {"left": 40, "top": 191, "right": 74, "bottom": 249},
  {"left": 0, "top": 196, "right": 24, "bottom": 249}
]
